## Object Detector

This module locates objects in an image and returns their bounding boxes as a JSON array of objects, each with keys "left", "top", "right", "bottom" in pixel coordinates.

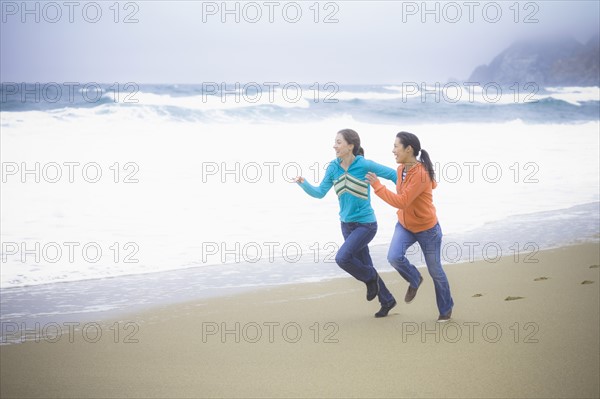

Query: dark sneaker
[
  {"left": 366, "top": 275, "right": 380, "bottom": 301},
  {"left": 375, "top": 299, "right": 397, "bottom": 318},
  {"left": 404, "top": 274, "right": 423, "bottom": 304},
  {"left": 437, "top": 311, "right": 452, "bottom": 323}
]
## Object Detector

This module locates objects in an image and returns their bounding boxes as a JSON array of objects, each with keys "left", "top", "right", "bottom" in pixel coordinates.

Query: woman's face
[
  {"left": 333, "top": 133, "right": 354, "bottom": 158},
  {"left": 392, "top": 137, "right": 412, "bottom": 164}
]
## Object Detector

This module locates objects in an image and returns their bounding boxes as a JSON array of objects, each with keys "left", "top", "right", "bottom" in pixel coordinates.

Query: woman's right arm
[
  {"left": 295, "top": 163, "right": 334, "bottom": 199},
  {"left": 371, "top": 172, "right": 427, "bottom": 209}
]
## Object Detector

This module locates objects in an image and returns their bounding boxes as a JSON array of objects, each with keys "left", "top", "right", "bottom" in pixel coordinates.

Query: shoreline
[
  {"left": 1, "top": 242, "right": 599, "bottom": 398},
  {"left": 1, "top": 202, "right": 598, "bottom": 335},
  {"left": 2, "top": 234, "right": 599, "bottom": 343}
]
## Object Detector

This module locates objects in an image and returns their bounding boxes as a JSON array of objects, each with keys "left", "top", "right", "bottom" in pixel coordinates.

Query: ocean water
[
  {"left": 2, "top": 83, "right": 599, "bottom": 123},
  {"left": 1, "top": 83, "right": 599, "bottom": 340}
]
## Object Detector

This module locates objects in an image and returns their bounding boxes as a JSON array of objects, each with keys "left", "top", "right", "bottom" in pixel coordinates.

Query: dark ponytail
[
  {"left": 338, "top": 128, "right": 365, "bottom": 156},
  {"left": 396, "top": 131, "right": 436, "bottom": 182},
  {"left": 418, "top": 149, "right": 435, "bottom": 183}
]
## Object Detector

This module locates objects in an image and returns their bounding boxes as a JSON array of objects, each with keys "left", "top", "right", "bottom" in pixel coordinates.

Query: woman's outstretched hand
[
  {"left": 365, "top": 172, "right": 379, "bottom": 185},
  {"left": 294, "top": 176, "right": 305, "bottom": 183}
]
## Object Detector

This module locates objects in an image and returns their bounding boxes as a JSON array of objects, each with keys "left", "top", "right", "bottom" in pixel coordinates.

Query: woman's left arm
[{"left": 366, "top": 160, "right": 398, "bottom": 185}]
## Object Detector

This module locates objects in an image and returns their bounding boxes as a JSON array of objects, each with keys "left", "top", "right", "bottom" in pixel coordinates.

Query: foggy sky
[{"left": 1, "top": 1, "right": 599, "bottom": 84}]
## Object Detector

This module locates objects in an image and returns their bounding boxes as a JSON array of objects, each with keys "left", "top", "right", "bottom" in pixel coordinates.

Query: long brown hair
[{"left": 338, "top": 129, "right": 365, "bottom": 156}]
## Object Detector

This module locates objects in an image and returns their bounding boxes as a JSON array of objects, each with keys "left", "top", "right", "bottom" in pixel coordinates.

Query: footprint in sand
[
  {"left": 472, "top": 293, "right": 483, "bottom": 297},
  {"left": 581, "top": 280, "right": 595, "bottom": 285},
  {"left": 505, "top": 296, "right": 525, "bottom": 301}
]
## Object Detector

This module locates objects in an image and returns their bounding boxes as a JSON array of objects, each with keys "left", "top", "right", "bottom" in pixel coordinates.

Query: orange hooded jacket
[{"left": 371, "top": 162, "right": 438, "bottom": 233}]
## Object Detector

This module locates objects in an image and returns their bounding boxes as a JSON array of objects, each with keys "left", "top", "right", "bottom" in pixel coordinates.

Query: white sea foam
[
  {"left": 540, "top": 86, "right": 600, "bottom": 106},
  {"left": 381, "top": 84, "right": 600, "bottom": 105},
  {"left": 1, "top": 108, "right": 598, "bottom": 288},
  {"left": 102, "top": 88, "right": 312, "bottom": 111}
]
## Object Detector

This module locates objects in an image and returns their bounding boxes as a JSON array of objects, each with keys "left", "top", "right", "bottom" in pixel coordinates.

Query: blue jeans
[
  {"left": 336, "top": 222, "right": 395, "bottom": 306},
  {"left": 388, "top": 222, "right": 453, "bottom": 316}
]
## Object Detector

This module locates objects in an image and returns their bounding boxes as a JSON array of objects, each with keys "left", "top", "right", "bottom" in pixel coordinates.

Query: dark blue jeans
[
  {"left": 336, "top": 222, "right": 395, "bottom": 306},
  {"left": 388, "top": 222, "right": 453, "bottom": 316}
]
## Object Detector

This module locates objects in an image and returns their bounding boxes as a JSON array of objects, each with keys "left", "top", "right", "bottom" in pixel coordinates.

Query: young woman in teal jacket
[{"left": 295, "top": 129, "right": 398, "bottom": 317}]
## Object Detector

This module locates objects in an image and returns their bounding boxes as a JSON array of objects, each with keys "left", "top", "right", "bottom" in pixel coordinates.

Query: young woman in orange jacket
[{"left": 366, "top": 131, "right": 454, "bottom": 322}]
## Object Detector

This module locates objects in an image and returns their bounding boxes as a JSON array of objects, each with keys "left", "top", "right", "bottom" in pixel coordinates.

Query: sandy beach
[{"left": 1, "top": 242, "right": 598, "bottom": 398}]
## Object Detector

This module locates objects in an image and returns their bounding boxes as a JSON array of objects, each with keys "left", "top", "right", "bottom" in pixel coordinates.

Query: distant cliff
[{"left": 468, "top": 35, "right": 600, "bottom": 87}]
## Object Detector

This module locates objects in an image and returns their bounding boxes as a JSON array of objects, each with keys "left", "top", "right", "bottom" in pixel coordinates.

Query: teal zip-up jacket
[{"left": 298, "top": 155, "right": 398, "bottom": 223}]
